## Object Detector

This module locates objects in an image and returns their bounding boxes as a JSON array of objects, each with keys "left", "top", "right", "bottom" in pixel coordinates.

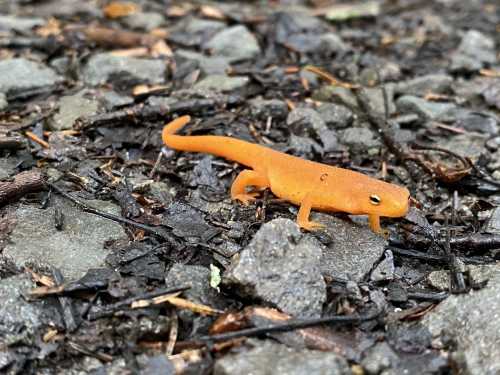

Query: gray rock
[
  {"left": 422, "top": 264, "right": 500, "bottom": 375},
  {"left": 3, "top": 197, "right": 126, "bottom": 280},
  {"left": 176, "top": 49, "right": 230, "bottom": 75},
  {"left": 49, "top": 56, "right": 71, "bottom": 75},
  {"left": 361, "top": 342, "right": 400, "bottom": 375},
  {"left": 450, "top": 30, "right": 496, "bottom": 72},
  {"left": 224, "top": 219, "right": 326, "bottom": 318},
  {"left": 371, "top": 249, "right": 395, "bottom": 282},
  {"left": 0, "top": 15, "right": 45, "bottom": 32},
  {"left": 440, "top": 133, "right": 488, "bottom": 163},
  {"left": 100, "top": 90, "right": 134, "bottom": 110},
  {"left": 122, "top": 12, "right": 165, "bottom": 31},
  {"left": 338, "top": 127, "right": 380, "bottom": 151},
  {"left": 0, "top": 274, "right": 59, "bottom": 345},
  {"left": 426, "top": 270, "right": 450, "bottom": 291},
  {"left": 287, "top": 134, "right": 323, "bottom": 158},
  {"left": 165, "top": 264, "right": 228, "bottom": 325},
  {"left": 317, "top": 103, "right": 354, "bottom": 129},
  {"left": 214, "top": 340, "right": 350, "bottom": 375},
  {"left": 49, "top": 90, "right": 99, "bottom": 130},
  {"left": 194, "top": 74, "right": 249, "bottom": 92},
  {"left": 169, "top": 17, "right": 226, "bottom": 47},
  {"left": 484, "top": 207, "right": 500, "bottom": 234},
  {"left": 455, "top": 112, "right": 498, "bottom": 134},
  {"left": 395, "top": 74, "right": 453, "bottom": 97},
  {"left": 249, "top": 98, "right": 289, "bottom": 120},
  {"left": 483, "top": 82, "right": 500, "bottom": 110},
  {"left": 0, "top": 92, "right": 7, "bottom": 110},
  {"left": 0, "top": 156, "right": 19, "bottom": 179},
  {"left": 287, "top": 32, "right": 347, "bottom": 54},
  {"left": 312, "top": 85, "right": 358, "bottom": 107},
  {"left": 0, "top": 58, "right": 62, "bottom": 98},
  {"left": 396, "top": 95, "right": 457, "bottom": 122},
  {"left": 311, "top": 213, "right": 387, "bottom": 282},
  {"left": 82, "top": 53, "right": 166, "bottom": 86},
  {"left": 204, "top": 25, "right": 260, "bottom": 62},
  {"left": 287, "top": 107, "right": 338, "bottom": 152},
  {"left": 287, "top": 107, "right": 327, "bottom": 133}
]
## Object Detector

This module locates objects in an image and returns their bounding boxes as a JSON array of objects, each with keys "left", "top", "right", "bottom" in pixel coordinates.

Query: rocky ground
[{"left": 0, "top": 0, "right": 500, "bottom": 374}]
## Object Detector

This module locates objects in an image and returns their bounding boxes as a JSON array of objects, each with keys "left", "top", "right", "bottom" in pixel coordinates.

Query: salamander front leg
[
  {"left": 297, "top": 193, "right": 325, "bottom": 231},
  {"left": 368, "top": 214, "right": 389, "bottom": 237},
  {"left": 230, "top": 170, "right": 269, "bottom": 205}
]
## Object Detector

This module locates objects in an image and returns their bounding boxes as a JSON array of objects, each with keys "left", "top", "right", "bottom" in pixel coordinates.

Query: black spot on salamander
[{"left": 320, "top": 173, "right": 328, "bottom": 182}]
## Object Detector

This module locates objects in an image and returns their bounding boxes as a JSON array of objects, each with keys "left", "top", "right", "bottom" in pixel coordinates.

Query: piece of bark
[{"left": 0, "top": 170, "right": 45, "bottom": 206}]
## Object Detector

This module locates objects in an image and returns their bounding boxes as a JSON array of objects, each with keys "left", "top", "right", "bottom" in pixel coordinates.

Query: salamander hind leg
[
  {"left": 230, "top": 170, "right": 269, "bottom": 206},
  {"left": 297, "top": 193, "right": 325, "bottom": 231}
]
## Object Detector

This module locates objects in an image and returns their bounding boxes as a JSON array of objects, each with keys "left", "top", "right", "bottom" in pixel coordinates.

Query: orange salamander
[{"left": 162, "top": 115, "right": 410, "bottom": 233}]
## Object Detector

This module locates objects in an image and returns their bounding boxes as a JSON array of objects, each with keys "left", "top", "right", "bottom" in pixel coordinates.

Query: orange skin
[{"left": 162, "top": 115, "right": 410, "bottom": 233}]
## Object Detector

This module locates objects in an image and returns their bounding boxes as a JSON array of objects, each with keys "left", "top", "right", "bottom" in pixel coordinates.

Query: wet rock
[
  {"left": 482, "top": 82, "right": 500, "bottom": 110},
  {"left": 364, "top": 86, "right": 396, "bottom": 115},
  {"left": 395, "top": 74, "right": 453, "bottom": 97},
  {"left": 371, "top": 249, "right": 395, "bottom": 282},
  {"left": 176, "top": 49, "right": 230, "bottom": 75},
  {"left": 0, "top": 15, "right": 45, "bottom": 32},
  {"left": 361, "top": 342, "right": 400, "bottom": 375},
  {"left": 3, "top": 197, "right": 126, "bottom": 280},
  {"left": 249, "top": 98, "right": 289, "bottom": 120},
  {"left": 396, "top": 95, "right": 457, "bottom": 122},
  {"left": 287, "top": 107, "right": 327, "bottom": 133},
  {"left": 287, "top": 107, "right": 338, "bottom": 152},
  {"left": 169, "top": 17, "right": 226, "bottom": 47},
  {"left": 122, "top": 12, "right": 165, "bottom": 31},
  {"left": 99, "top": 90, "right": 134, "bottom": 110},
  {"left": 0, "top": 274, "right": 60, "bottom": 345},
  {"left": 272, "top": 11, "right": 346, "bottom": 55},
  {"left": 0, "top": 155, "right": 20, "bottom": 179},
  {"left": 312, "top": 85, "right": 358, "bottom": 107},
  {"left": 204, "top": 25, "right": 260, "bottom": 63},
  {"left": 0, "top": 93, "right": 6, "bottom": 110},
  {"left": 317, "top": 103, "right": 354, "bottom": 129},
  {"left": 440, "top": 133, "right": 488, "bottom": 162},
  {"left": 82, "top": 53, "right": 166, "bottom": 87},
  {"left": 484, "top": 207, "right": 500, "bottom": 234},
  {"left": 188, "top": 156, "right": 225, "bottom": 192},
  {"left": 426, "top": 270, "right": 449, "bottom": 291},
  {"left": 49, "top": 90, "right": 99, "bottom": 130},
  {"left": 165, "top": 264, "right": 229, "bottom": 334},
  {"left": 162, "top": 202, "right": 219, "bottom": 242},
  {"left": 422, "top": 264, "right": 500, "bottom": 375},
  {"left": 338, "top": 127, "right": 380, "bottom": 152},
  {"left": 311, "top": 213, "right": 386, "bottom": 282},
  {"left": 194, "top": 74, "right": 249, "bottom": 92},
  {"left": 214, "top": 339, "right": 350, "bottom": 375},
  {"left": 224, "top": 219, "right": 326, "bottom": 318},
  {"left": 287, "top": 134, "right": 323, "bottom": 158},
  {"left": 455, "top": 112, "right": 498, "bottom": 134},
  {"left": 450, "top": 30, "right": 496, "bottom": 72},
  {"left": 0, "top": 58, "right": 62, "bottom": 98}
]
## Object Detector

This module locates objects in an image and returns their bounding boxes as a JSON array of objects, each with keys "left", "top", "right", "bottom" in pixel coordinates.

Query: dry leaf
[
  {"left": 200, "top": 5, "right": 226, "bottom": 20},
  {"left": 103, "top": 2, "right": 139, "bottom": 19}
]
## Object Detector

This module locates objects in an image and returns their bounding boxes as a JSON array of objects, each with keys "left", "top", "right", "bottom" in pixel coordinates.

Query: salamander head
[{"left": 359, "top": 182, "right": 410, "bottom": 218}]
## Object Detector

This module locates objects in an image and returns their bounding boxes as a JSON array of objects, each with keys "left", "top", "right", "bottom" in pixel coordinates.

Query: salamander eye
[{"left": 369, "top": 194, "right": 381, "bottom": 205}]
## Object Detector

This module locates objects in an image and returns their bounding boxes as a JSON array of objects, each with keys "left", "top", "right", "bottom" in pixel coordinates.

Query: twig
[
  {"left": 75, "top": 96, "right": 243, "bottom": 130},
  {"left": 0, "top": 136, "right": 25, "bottom": 150},
  {"left": 188, "top": 307, "right": 381, "bottom": 344},
  {"left": 49, "top": 182, "right": 174, "bottom": 241},
  {"left": 0, "top": 170, "right": 45, "bottom": 206}
]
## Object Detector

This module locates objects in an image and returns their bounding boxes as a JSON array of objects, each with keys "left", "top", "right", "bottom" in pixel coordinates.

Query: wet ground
[{"left": 1, "top": 0, "right": 500, "bottom": 374}]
